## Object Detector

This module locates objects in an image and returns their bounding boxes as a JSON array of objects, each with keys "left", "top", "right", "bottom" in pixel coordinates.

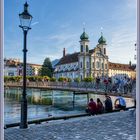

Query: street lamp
[{"left": 19, "top": 2, "right": 32, "bottom": 129}]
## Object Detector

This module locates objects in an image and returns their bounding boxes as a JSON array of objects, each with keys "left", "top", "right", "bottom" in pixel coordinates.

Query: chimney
[{"left": 63, "top": 48, "right": 66, "bottom": 57}]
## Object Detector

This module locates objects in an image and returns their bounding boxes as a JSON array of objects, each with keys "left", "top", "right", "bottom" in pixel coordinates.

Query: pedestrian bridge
[{"left": 4, "top": 81, "right": 135, "bottom": 98}]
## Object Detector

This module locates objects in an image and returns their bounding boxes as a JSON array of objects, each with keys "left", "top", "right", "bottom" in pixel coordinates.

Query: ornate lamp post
[{"left": 19, "top": 2, "right": 32, "bottom": 129}]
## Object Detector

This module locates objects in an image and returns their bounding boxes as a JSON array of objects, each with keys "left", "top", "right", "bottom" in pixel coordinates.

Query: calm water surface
[{"left": 4, "top": 87, "right": 134, "bottom": 124}]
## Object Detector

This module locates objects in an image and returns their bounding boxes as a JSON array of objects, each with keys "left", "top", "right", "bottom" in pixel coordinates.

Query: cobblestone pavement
[{"left": 4, "top": 111, "right": 136, "bottom": 140}]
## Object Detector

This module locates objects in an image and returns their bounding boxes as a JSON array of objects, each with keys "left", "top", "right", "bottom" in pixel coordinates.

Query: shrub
[
  {"left": 83, "top": 77, "right": 94, "bottom": 82},
  {"left": 43, "top": 76, "right": 50, "bottom": 81},
  {"left": 4, "top": 76, "right": 10, "bottom": 82},
  {"left": 27, "top": 76, "right": 36, "bottom": 82},
  {"left": 14, "top": 76, "right": 22, "bottom": 82},
  {"left": 74, "top": 78, "right": 80, "bottom": 82},
  {"left": 67, "top": 78, "right": 72, "bottom": 82},
  {"left": 50, "top": 77, "right": 56, "bottom": 82},
  {"left": 4, "top": 76, "right": 22, "bottom": 82},
  {"left": 58, "top": 77, "right": 67, "bottom": 82}
]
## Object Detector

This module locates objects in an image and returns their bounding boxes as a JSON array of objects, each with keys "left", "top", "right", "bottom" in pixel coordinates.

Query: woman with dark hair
[{"left": 96, "top": 98, "right": 104, "bottom": 114}]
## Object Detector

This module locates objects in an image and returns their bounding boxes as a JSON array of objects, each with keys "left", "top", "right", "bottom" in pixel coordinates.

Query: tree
[{"left": 40, "top": 57, "right": 53, "bottom": 77}]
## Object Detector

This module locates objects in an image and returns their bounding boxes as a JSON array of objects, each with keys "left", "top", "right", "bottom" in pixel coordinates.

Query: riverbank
[{"left": 4, "top": 110, "right": 136, "bottom": 140}]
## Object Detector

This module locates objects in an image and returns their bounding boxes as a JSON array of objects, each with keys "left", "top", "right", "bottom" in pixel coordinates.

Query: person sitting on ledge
[
  {"left": 96, "top": 98, "right": 104, "bottom": 114},
  {"left": 114, "top": 94, "right": 126, "bottom": 110},
  {"left": 104, "top": 93, "right": 113, "bottom": 112},
  {"left": 86, "top": 98, "right": 97, "bottom": 115}
]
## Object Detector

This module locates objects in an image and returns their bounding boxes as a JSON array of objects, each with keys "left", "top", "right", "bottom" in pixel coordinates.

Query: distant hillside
[{"left": 51, "top": 59, "right": 59, "bottom": 68}]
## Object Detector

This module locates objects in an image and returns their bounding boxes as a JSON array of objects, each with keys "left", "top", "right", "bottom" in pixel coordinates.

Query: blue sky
[{"left": 4, "top": 0, "right": 136, "bottom": 65}]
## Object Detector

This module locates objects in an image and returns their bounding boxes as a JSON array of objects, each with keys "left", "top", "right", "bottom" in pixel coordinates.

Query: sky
[{"left": 4, "top": 0, "right": 137, "bottom": 65}]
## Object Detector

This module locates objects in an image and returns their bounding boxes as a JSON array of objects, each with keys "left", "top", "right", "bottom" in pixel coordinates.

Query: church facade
[{"left": 54, "top": 31, "right": 136, "bottom": 80}]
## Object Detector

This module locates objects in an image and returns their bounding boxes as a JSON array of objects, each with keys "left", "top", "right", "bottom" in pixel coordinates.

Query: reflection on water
[{"left": 4, "top": 87, "right": 134, "bottom": 124}]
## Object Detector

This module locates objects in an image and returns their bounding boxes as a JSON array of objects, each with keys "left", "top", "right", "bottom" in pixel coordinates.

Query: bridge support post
[
  {"left": 73, "top": 91, "right": 75, "bottom": 109},
  {"left": 87, "top": 93, "right": 89, "bottom": 104}
]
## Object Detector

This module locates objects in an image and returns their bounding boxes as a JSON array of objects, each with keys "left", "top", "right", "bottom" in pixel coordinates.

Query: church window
[
  {"left": 92, "top": 62, "right": 94, "bottom": 68},
  {"left": 96, "top": 61, "right": 100, "bottom": 69},
  {"left": 86, "top": 45, "right": 88, "bottom": 52},
  {"left": 80, "top": 62, "right": 83, "bottom": 68},
  {"left": 105, "top": 64, "right": 107, "bottom": 69},
  {"left": 104, "top": 48, "right": 106, "bottom": 54},
  {"left": 80, "top": 75, "right": 82, "bottom": 80},
  {"left": 102, "top": 63, "right": 104, "bottom": 69},
  {"left": 81, "top": 45, "right": 83, "bottom": 52}
]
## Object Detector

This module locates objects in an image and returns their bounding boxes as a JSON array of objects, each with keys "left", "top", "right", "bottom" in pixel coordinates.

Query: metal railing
[{"left": 5, "top": 81, "right": 136, "bottom": 96}]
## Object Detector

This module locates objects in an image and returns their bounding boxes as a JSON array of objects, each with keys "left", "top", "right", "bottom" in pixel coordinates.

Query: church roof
[
  {"left": 109, "top": 62, "right": 135, "bottom": 71},
  {"left": 80, "top": 31, "right": 89, "bottom": 40},
  {"left": 56, "top": 49, "right": 95, "bottom": 66}
]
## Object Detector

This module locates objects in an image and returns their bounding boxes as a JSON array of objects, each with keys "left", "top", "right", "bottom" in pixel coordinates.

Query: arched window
[
  {"left": 104, "top": 48, "right": 106, "bottom": 54},
  {"left": 102, "top": 63, "right": 104, "bottom": 69},
  {"left": 92, "top": 62, "right": 94, "bottom": 68},
  {"left": 80, "top": 62, "right": 83, "bottom": 68},
  {"left": 86, "top": 45, "right": 88, "bottom": 52},
  {"left": 96, "top": 61, "right": 100, "bottom": 69},
  {"left": 81, "top": 45, "right": 83, "bottom": 52}
]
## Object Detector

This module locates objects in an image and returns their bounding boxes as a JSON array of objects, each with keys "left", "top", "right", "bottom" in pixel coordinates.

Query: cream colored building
[
  {"left": 54, "top": 31, "right": 109, "bottom": 80},
  {"left": 54, "top": 30, "right": 136, "bottom": 80},
  {"left": 4, "top": 58, "right": 42, "bottom": 76},
  {"left": 108, "top": 62, "right": 136, "bottom": 79}
]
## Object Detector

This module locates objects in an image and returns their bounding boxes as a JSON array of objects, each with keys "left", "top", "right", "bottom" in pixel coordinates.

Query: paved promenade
[{"left": 5, "top": 111, "right": 135, "bottom": 140}]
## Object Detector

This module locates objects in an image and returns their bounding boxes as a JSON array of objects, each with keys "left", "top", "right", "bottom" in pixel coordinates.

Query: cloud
[{"left": 31, "top": 22, "right": 39, "bottom": 26}]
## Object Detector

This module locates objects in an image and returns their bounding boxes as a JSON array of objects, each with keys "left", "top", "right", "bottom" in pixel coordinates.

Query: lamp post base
[{"left": 20, "top": 98, "right": 28, "bottom": 129}]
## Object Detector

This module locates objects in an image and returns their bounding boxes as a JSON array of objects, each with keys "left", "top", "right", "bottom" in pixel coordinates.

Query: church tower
[
  {"left": 98, "top": 32, "right": 107, "bottom": 55},
  {"left": 79, "top": 29, "right": 89, "bottom": 54},
  {"left": 94, "top": 32, "right": 109, "bottom": 77},
  {"left": 78, "top": 29, "right": 90, "bottom": 79}
]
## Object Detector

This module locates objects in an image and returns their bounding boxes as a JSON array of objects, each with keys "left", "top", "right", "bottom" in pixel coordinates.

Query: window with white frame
[{"left": 96, "top": 61, "right": 100, "bottom": 69}]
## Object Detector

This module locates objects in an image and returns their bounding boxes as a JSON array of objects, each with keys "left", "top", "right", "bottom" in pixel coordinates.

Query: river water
[{"left": 4, "top": 87, "right": 134, "bottom": 124}]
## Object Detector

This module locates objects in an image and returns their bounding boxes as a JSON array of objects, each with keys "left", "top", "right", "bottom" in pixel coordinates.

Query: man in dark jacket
[{"left": 104, "top": 94, "right": 113, "bottom": 112}]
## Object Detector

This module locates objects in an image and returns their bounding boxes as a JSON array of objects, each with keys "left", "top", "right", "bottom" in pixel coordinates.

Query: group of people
[
  {"left": 95, "top": 76, "right": 135, "bottom": 94},
  {"left": 86, "top": 94, "right": 126, "bottom": 115}
]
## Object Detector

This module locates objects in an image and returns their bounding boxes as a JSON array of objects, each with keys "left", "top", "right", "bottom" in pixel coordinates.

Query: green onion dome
[
  {"left": 80, "top": 31, "right": 89, "bottom": 40},
  {"left": 98, "top": 36, "right": 106, "bottom": 44},
  {"left": 98, "top": 33, "right": 106, "bottom": 44}
]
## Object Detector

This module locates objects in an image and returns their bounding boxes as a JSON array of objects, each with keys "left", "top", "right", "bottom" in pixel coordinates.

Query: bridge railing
[{"left": 4, "top": 81, "right": 135, "bottom": 95}]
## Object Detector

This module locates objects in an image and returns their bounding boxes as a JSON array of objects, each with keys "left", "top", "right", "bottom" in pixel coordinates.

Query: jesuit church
[{"left": 54, "top": 30, "right": 136, "bottom": 80}]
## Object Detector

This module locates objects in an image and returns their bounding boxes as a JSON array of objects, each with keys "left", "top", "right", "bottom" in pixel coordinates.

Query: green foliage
[
  {"left": 40, "top": 57, "right": 53, "bottom": 77},
  {"left": 83, "top": 77, "right": 94, "bottom": 82},
  {"left": 4, "top": 76, "right": 10, "bottom": 82},
  {"left": 26, "top": 76, "right": 43, "bottom": 82},
  {"left": 74, "top": 78, "right": 80, "bottom": 82},
  {"left": 67, "top": 78, "right": 72, "bottom": 82},
  {"left": 50, "top": 77, "right": 56, "bottom": 82},
  {"left": 43, "top": 76, "right": 50, "bottom": 81},
  {"left": 4, "top": 76, "right": 22, "bottom": 82},
  {"left": 34, "top": 76, "right": 43, "bottom": 81},
  {"left": 26, "top": 76, "right": 36, "bottom": 82},
  {"left": 58, "top": 77, "right": 67, "bottom": 82}
]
